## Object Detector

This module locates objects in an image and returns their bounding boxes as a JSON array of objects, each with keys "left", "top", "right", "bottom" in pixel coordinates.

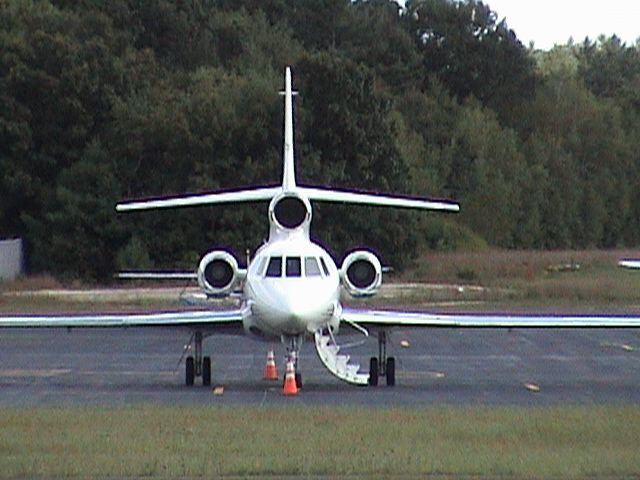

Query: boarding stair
[{"left": 314, "top": 328, "right": 369, "bottom": 385}]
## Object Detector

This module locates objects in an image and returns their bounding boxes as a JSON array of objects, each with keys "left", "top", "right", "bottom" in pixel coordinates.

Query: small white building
[{"left": 0, "top": 238, "right": 23, "bottom": 281}]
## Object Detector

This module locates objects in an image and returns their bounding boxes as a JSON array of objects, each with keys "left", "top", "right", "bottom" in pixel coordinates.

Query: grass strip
[{"left": 1, "top": 406, "right": 639, "bottom": 478}]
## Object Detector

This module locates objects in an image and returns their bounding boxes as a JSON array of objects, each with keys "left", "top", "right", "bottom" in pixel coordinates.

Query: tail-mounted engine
[
  {"left": 197, "top": 250, "right": 245, "bottom": 297},
  {"left": 340, "top": 250, "right": 382, "bottom": 298},
  {"left": 269, "top": 192, "right": 312, "bottom": 233}
]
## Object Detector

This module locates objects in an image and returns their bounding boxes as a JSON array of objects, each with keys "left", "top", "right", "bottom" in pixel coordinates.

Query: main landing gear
[
  {"left": 368, "top": 330, "right": 395, "bottom": 387},
  {"left": 185, "top": 331, "right": 211, "bottom": 387}
]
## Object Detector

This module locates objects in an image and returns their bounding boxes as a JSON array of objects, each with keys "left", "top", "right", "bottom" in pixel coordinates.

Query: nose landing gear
[{"left": 283, "top": 334, "right": 303, "bottom": 391}]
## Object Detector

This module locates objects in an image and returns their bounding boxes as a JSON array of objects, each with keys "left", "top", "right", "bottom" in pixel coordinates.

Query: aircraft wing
[
  {"left": 342, "top": 308, "right": 640, "bottom": 328},
  {"left": 619, "top": 259, "right": 640, "bottom": 269},
  {"left": 117, "top": 271, "right": 198, "bottom": 280},
  {"left": 0, "top": 309, "right": 246, "bottom": 330},
  {"left": 299, "top": 187, "right": 460, "bottom": 212}
]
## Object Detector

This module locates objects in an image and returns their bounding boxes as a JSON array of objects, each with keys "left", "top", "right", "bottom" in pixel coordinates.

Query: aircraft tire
[
  {"left": 368, "top": 357, "right": 379, "bottom": 386},
  {"left": 202, "top": 356, "right": 211, "bottom": 386},
  {"left": 295, "top": 372, "right": 302, "bottom": 389},
  {"left": 186, "top": 356, "right": 195, "bottom": 386},
  {"left": 386, "top": 357, "right": 396, "bottom": 387}
]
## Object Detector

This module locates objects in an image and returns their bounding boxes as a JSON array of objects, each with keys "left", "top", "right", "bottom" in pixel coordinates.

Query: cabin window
[
  {"left": 305, "top": 257, "right": 322, "bottom": 277},
  {"left": 265, "top": 257, "right": 282, "bottom": 277},
  {"left": 285, "top": 257, "right": 302, "bottom": 277},
  {"left": 319, "top": 257, "right": 330, "bottom": 276}
]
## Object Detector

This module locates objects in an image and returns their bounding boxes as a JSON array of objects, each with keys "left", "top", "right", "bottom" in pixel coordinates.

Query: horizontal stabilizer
[
  {"left": 116, "top": 186, "right": 281, "bottom": 212},
  {"left": 117, "top": 271, "right": 197, "bottom": 280},
  {"left": 299, "top": 187, "right": 460, "bottom": 212}
]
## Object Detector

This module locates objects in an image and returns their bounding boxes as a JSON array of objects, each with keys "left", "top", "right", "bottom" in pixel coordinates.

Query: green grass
[
  {"left": 4, "top": 249, "right": 640, "bottom": 314},
  {"left": 0, "top": 295, "right": 187, "bottom": 314},
  {"left": 385, "top": 248, "right": 640, "bottom": 312},
  {"left": 402, "top": 249, "right": 637, "bottom": 285},
  {"left": 1, "top": 406, "right": 639, "bottom": 478}
]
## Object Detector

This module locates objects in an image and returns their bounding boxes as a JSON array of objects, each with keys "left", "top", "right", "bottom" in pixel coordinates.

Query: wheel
[
  {"left": 368, "top": 357, "right": 378, "bottom": 386},
  {"left": 386, "top": 357, "right": 396, "bottom": 387},
  {"left": 186, "top": 356, "right": 195, "bottom": 386},
  {"left": 202, "top": 356, "right": 211, "bottom": 387},
  {"left": 295, "top": 372, "right": 302, "bottom": 389}
]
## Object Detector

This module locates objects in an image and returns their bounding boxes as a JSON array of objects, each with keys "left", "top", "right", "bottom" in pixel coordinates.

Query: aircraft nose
[
  {"left": 277, "top": 292, "right": 333, "bottom": 323},
  {"left": 282, "top": 297, "right": 314, "bottom": 318}
]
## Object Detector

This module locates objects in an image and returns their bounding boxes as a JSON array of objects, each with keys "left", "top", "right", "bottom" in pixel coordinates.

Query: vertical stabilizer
[
  {"left": 282, "top": 67, "right": 296, "bottom": 191},
  {"left": 115, "top": 67, "right": 460, "bottom": 215}
]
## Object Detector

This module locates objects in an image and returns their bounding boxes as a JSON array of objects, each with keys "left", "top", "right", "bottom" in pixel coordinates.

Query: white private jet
[{"left": 3, "top": 67, "right": 640, "bottom": 390}]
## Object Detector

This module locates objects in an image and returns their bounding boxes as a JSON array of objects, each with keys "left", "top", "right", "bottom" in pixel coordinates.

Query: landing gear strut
[
  {"left": 283, "top": 335, "right": 303, "bottom": 390},
  {"left": 368, "top": 330, "right": 395, "bottom": 387},
  {"left": 186, "top": 331, "right": 211, "bottom": 387}
]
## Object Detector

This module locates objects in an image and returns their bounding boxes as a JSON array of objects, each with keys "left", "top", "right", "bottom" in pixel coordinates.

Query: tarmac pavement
[{"left": 1, "top": 326, "right": 640, "bottom": 407}]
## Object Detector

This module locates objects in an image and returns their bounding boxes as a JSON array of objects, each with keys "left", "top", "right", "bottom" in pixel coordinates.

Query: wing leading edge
[
  {"left": 342, "top": 308, "right": 640, "bottom": 328},
  {"left": 0, "top": 309, "right": 246, "bottom": 329}
]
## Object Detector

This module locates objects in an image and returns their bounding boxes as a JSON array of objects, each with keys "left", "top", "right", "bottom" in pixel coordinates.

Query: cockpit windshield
[
  {"left": 286, "top": 257, "right": 302, "bottom": 277},
  {"left": 265, "top": 257, "right": 282, "bottom": 277},
  {"left": 263, "top": 255, "right": 327, "bottom": 278},
  {"left": 305, "top": 257, "right": 321, "bottom": 277},
  {"left": 319, "top": 257, "right": 330, "bottom": 276}
]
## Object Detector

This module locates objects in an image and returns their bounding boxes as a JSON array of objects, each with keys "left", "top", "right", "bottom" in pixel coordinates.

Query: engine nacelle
[
  {"left": 197, "top": 250, "right": 244, "bottom": 297},
  {"left": 340, "top": 250, "right": 382, "bottom": 298},
  {"left": 269, "top": 192, "right": 312, "bottom": 231}
]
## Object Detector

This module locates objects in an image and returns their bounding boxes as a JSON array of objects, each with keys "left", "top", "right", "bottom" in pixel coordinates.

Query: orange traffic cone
[
  {"left": 282, "top": 360, "right": 298, "bottom": 395},
  {"left": 263, "top": 350, "right": 278, "bottom": 380}
]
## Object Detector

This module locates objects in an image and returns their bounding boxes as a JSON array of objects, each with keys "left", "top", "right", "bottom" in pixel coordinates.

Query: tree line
[{"left": 1, "top": 0, "right": 640, "bottom": 281}]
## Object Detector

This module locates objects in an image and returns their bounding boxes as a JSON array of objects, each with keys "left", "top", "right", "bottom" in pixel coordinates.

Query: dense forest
[{"left": 2, "top": 0, "right": 640, "bottom": 281}]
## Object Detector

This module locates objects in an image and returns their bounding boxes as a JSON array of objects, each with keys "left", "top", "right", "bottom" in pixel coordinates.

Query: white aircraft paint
[{"left": 619, "top": 259, "right": 640, "bottom": 269}]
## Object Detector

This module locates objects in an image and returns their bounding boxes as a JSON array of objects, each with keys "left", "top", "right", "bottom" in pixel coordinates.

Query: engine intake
[
  {"left": 341, "top": 250, "right": 382, "bottom": 297},
  {"left": 197, "top": 250, "right": 244, "bottom": 297},
  {"left": 269, "top": 193, "right": 311, "bottom": 230}
]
